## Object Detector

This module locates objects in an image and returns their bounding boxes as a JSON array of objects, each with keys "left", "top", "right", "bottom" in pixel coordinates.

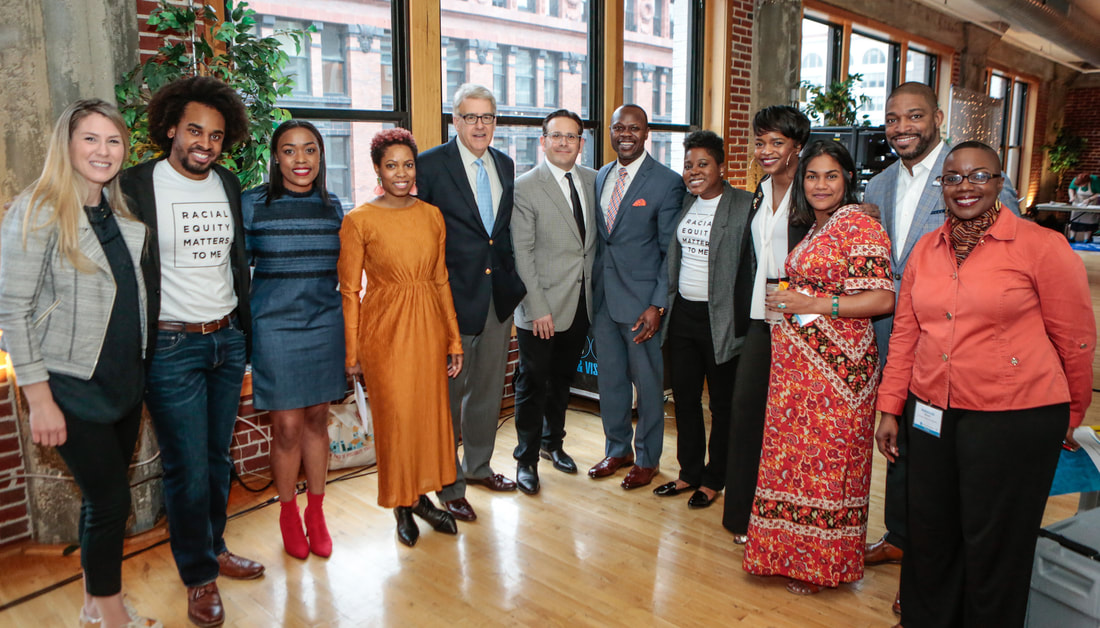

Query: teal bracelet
[{"left": 831, "top": 295, "right": 839, "bottom": 319}]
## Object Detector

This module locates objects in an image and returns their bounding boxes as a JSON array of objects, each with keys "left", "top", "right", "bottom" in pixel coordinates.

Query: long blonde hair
[{"left": 18, "top": 99, "right": 134, "bottom": 271}]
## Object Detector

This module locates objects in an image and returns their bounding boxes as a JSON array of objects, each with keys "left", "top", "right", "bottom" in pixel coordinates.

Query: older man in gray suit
[
  {"left": 588, "top": 104, "right": 684, "bottom": 490},
  {"left": 511, "top": 110, "right": 597, "bottom": 495},
  {"left": 865, "top": 81, "right": 1020, "bottom": 619}
]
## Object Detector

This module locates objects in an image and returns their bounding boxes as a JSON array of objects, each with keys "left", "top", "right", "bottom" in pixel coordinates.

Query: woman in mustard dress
[{"left": 337, "top": 128, "right": 464, "bottom": 547}]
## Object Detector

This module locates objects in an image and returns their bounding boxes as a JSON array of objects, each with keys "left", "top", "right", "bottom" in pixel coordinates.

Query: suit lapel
[
  {"left": 595, "top": 163, "right": 612, "bottom": 238},
  {"left": 489, "top": 146, "right": 513, "bottom": 237},
  {"left": 899, "top": 148, "right": 949, "bottom": 269},
  {"left": 441, "top": 139, "right": 482, "bottom": 227}
]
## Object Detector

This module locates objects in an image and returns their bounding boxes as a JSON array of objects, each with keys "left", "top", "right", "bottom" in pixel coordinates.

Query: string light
[{"left": 946, "top": 85, "right": 1004, "bottom": 146}]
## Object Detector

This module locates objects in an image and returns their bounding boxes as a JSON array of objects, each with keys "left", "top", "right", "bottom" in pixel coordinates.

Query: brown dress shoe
[
  {"left": 621, "top": 465, "right": 659, "bottom": 489},
  {"left": 466, "top": 473, "right": 517, "bottom": 492},
  {"left": 187, "top": 582, "right": 224, "bottom": 627},
  {"left": 443, "top": 497, "right": 477, "bottom": 521},
  {"left": 893, "top": 589, "right": 901, "bottom": 616},
  {"left": 864, "top": 534, "right": 904, "bottom": 565},
  {"left": 587, "top": 455, "right": 634, "bottom": 478},
  {"left": 216, "top": 550, "right": 264, "bottom": 580}
]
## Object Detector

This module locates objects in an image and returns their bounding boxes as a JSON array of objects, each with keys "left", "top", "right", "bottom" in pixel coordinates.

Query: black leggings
[{"left": 55, "top": 403, "right": 142, "bottom": 596}]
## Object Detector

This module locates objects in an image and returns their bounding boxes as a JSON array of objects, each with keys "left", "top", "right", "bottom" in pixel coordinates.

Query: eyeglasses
[
  {"left": 544, "top": 132, "right": 581, "bottom": 144},
  {"left": 936, "top": 172, "right": 1003, "bottom": 186},
  {"left": 458, "top": 113, "right": 496, "bottom": 125}
]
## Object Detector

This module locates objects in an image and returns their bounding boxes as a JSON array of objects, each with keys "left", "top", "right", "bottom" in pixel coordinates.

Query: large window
[
  {"left": 799, "top": 18, "right": 838, "bottom": 125},
  {"left": 989, "top": 71, "right": 1030, "bottom": 189},
  {"left": 906, "top": 47, "right": 936, "bottom": 86},
  {"left": 848, "top": 31, "right": 896, "bottom": 124},
  {"left": 320, "top": 25, "right": 347, "bottom": 96}
]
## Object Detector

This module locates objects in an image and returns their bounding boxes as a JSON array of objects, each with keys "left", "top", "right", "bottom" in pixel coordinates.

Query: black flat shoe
[
  {"left": 540, "top": 448, "right": 578, "bottom": 474},
  {"left": 687, "top": 489, "right": 717, "bottom": 509},
  {"left": 411, "top": 496, "right": 457, "bottom": 534},
  {"left": 653, "top": 481, "right": 697, "bottom": 497},
  {"left": 516, "top": 463, "right": 540, "bottom": 495},
  {"left": 394, "top": 506, "right": 420, "bottom": 546}
]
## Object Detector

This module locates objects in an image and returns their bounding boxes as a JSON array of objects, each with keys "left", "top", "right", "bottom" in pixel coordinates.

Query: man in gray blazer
[
  {"left": 865, "top": 81, "right": 1020, "bottom": 618},
  {"left": 511, "top": 109, "right": 597, "bottom": 494},
  {"left": 588, "top": 104, "right": 685, "bottom": 490}
]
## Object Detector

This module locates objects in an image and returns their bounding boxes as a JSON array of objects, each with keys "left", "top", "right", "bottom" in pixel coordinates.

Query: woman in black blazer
[
  {"left": 655, "top": 130, "right": 754, "bottom": 508},
  {"left": 721, "top": 106, "right": 812, "bottom": 541}
]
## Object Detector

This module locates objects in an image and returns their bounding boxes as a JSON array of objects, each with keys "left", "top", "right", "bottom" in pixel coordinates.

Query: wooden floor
[{"left": 2, "top": 250, "right": 1098, "bottom": 628}]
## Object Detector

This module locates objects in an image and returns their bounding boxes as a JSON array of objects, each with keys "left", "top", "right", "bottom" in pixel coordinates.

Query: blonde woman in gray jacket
[{"left": 0, "top": 100, "right": 157, "bottom": 628}]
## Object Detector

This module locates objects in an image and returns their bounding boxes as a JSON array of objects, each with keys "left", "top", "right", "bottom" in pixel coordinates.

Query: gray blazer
[
  {"left": 662, "top": 181, "right": 754, "bottom": 363},
  {"left": 867, "top": 140, "right": 1020, "bottom": 362},
  {"left": 512, "top": 161, "right": 597, "bottom": 331},
  {"left": 0, "top": 193, "right": 148, "bottom": 386}
]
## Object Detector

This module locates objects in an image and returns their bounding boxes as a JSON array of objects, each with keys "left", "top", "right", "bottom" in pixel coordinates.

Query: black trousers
[
  {"left": 883, "top": 401, "right": 909, "bottom": 549},
  {"left": 721, "top": 319, "right": 770, "bottom": 534},
  {"left": 55, "top": 403, "right": 143, "bottom": 596},
  {"left": 900, "top": 395, "right": 1067, "bottom": 628},
  {"left": 512, "top": 294, "right": 589, "bottom": 466},
  {"left": 667, "top": 296, "right": 737, "bottom": 490}
]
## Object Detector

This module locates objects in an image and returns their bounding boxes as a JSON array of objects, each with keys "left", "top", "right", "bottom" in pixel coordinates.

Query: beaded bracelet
[{"left": 831, "top": 295, "right": 839, "bottom": 319}]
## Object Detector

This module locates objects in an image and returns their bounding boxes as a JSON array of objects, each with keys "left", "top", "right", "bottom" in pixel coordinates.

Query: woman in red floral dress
[{"left": 742, "top": 140, "right": 895, "bottom": 595}]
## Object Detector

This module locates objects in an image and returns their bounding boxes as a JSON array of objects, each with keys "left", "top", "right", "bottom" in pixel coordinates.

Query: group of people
[{"left": 0, "top": 73, "right": 1093, "bottom": 628}]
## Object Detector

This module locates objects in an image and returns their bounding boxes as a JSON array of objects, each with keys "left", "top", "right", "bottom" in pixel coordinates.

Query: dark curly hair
[
  {"left": 790, "top": 140, "right": 860, "bottom": 227},
  {"left": 683, "top": 130, "right": 725, "bottom": 166},
  {"left": 370, "top": 128, "right": 418, "bottom": 167},
  {"left": 146, "top": 76, "right": 249, "bottom": 153}
]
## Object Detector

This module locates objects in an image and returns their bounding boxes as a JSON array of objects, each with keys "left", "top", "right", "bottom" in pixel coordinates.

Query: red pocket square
[{"left": 632, "top": 198, "right": 647, "bottom": 207}]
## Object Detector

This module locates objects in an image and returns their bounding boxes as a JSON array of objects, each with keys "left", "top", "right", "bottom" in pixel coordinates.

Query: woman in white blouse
[{"left": 720, "top": 106, "right": 812, "bottom": 542}]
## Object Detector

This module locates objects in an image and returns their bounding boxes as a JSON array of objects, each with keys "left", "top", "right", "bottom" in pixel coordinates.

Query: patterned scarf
[{"left": 947, "top": 200, "right": 1000, "bottom": 266}]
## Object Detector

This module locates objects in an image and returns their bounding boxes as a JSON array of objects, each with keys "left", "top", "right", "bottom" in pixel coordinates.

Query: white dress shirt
[
  {"left": 599, "top": 154, "right": 647, "bottom": 221},
  {"left": 457, "top": 138, "right": 502, "bottom": 222},
  {"left": 749, "top": 177, "right": 791, "bottom": 320},
  {"left": 893, "top": 140, "right": 945, "bottom": 255}
]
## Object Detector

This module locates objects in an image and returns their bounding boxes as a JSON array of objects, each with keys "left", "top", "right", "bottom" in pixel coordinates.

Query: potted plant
[
  {"left": 115, "top": 0, "right": 310, "bottom": 188},
  {"left": 1043, "top": 126, "right": 1087, "bottom": 198},
  {"left": 801, "top": 73, "right": 873, "bottom": 127}
]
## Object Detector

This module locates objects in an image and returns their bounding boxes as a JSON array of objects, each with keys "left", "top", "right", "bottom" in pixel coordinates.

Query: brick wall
[
  {"left": 725, "top": 0, "right": 755, "bottom": 190},
  {"left": 1061, "top": 87, "right": 1100, "bottom": 200},
  {"left": 0, "top": 366, "right": 30, "bottom": 546}
]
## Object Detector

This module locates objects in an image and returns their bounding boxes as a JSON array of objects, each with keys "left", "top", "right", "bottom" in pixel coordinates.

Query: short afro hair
[
  {"left": 370, "top": 128, "right": 418, "bottom": 166},
  {"left": 683, "top": 130, "right": 725, "bottom": 165},
  {"left": 146, "top": 76, "right": 249, "bottom": 153}
]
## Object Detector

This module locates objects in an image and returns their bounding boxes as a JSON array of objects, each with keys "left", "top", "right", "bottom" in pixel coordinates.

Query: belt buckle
[{"left": 200, "top": 319, "right": 219, "bottom": 334}]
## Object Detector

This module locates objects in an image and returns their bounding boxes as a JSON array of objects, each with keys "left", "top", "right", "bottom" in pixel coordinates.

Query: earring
[
  {"left": 785, "top": 153, "right": 792, "bottom": 168},
  {"left": 373, "top": 177, "right": 384, "bottom": 196},
  {"left": 411, "top": 184, "right": 419, "bottom": 196}
]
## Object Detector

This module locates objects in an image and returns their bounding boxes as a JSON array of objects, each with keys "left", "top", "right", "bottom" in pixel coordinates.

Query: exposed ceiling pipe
[{"left": 975, "top": 0, "right": 1100, "bottom": 68}]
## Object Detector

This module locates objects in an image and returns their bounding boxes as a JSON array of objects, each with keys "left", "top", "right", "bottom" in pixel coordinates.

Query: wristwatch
[{"left": 657, "top": 306, "right": 666, "bottom": 316}]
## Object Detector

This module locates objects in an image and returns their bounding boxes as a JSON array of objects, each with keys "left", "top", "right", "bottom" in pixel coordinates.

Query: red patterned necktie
[{"left": 606, "top": 167, "right": 628, "bottom": 232}]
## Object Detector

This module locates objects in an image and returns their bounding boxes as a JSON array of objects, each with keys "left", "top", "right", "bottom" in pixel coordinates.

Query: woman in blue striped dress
[{"left": 241, "top": 120, "right": 346, "bottom": 559}]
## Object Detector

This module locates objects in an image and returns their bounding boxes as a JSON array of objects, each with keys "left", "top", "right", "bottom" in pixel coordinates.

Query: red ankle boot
[
  {"left": 279, "top": 499, "right": 309, "bottom": 559},
  {"left": 305, "top": 492, "right": 332, "bottom": 557}
]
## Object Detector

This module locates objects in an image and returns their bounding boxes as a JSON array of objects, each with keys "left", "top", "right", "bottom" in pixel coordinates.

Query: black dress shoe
[
  {"left": 540, "top": 448, "right": 577, "bottom": 473},
  {"left": 516, "top": 463, "right": 540, "bottom": 495},
  {"left": 411, "top": 495, "right": 457, "bottom": 534},
  {"left": 394, "top": 506, "right": 419, "bottom": 547},
  {"left": 687, "top": 489, "right": 717, "bottom": 509},
  {"left": 653, "top": 481, "right": 698, "bottom": 497}
]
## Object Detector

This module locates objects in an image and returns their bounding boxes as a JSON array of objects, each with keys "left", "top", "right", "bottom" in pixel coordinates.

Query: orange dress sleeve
[{"left": 337, "top": 207, "right": 367, "bottom": 368}]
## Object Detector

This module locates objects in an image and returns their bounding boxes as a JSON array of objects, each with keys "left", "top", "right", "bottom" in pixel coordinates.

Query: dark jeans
[
  {"left": 900, "top": 396, "right": 1067, "bottom": 628},
  {"left": 145, "top": 323, "right": 247, "bottom": 587},
  {"left": 55, "top": 403, "right": 143, "bottom": 596},
  {"left": 721, "top": 319, "right": 770, "bottom": 534},
  {"left": 512, "top": 297, "right": 589, "bottom": 466},
  {"left": 668, "top": 296, "right": 737, "bottom": 490}
]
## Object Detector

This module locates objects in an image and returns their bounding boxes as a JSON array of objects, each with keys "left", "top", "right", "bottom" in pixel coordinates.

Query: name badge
[{"left": 913, "top": 400, "right": 944, "bottom": 438}]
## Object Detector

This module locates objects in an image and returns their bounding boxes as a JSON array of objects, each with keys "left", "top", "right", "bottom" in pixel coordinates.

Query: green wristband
[{"left": 831, "top": 295, "right": 839, "bottom": 319}]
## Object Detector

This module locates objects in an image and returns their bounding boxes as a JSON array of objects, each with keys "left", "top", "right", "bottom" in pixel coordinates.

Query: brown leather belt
[{"left": 158, "top": 315, "right": 231, "bottom": 335}]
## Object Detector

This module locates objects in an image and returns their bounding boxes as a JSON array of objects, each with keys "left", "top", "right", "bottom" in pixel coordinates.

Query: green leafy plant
[
  {"left": 115, "top": 0, "right": 310, "bottom": 188},
  {"left": 801, "top": 74, "right": 872, "bottom": 127},
  {"left": 1042, "top": 126, "right": 1087, "bottom": 192}
]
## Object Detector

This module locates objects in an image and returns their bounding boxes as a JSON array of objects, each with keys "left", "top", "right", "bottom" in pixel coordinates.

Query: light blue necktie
[{"left": 475, "top": 158, "right": 494, "bottom": 234}]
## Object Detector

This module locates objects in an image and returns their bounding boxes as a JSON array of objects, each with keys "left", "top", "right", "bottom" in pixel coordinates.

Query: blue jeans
[{"left": 145, "top": 322, "right": 246, "bottom": 587}]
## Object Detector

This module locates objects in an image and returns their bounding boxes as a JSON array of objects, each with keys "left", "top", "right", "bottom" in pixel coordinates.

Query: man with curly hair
[{"left": 120, "top": 76, "right": 261, "bottom": 628}]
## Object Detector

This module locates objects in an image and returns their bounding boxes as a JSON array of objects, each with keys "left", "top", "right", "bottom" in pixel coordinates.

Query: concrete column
[
  {"left": 0, "top": 0, "right": 163, "bottom": 545},
  {"left": 956, "top": 24, "right": 1002, "bottom": 93},
  {"left": 751, "top": 0, "right": 802, "bottom": 111}
]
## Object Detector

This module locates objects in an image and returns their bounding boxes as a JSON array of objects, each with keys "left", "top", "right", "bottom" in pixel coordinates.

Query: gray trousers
[{"left": 437, "top": 297, "right": 513, "bottom": 502}]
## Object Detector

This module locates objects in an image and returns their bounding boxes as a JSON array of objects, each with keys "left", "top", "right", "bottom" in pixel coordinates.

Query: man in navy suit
[
  {"left": 587, "top": 104, "right": 684, "bottom": 489},
  {"left": 416, "top": 84, "right": 527, "bottom": 522},
  {"left": 865, "top": 81, "right": 1020, "bottom": 619}
]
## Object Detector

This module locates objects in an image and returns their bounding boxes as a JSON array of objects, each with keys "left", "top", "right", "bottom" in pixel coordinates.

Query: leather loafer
[
  {"left": 621, "top": 465, "right": 658, "bottom": 489},
  {"left": 540, "top": 448, "right": 577, "bottom": 473},
  {"left": 443, "top": 497, "right": 477, "bottom": 522},
  {"left": 516, "top": 463, "right": 540, "bottom": 495},
  {"left": 187, "top": 582, "right": 224, "bottom": 627},
  {"left": 865, "top": 534, "right": 904, "bottom": 565},
  {"left": 588, "top": 455, "right": 634, "bottom": 478},
  {"left": 394, "top": 506, "right": 419, "bottom": 546},
  {"left": 893, "top": 589, "right": 901, "bottom": 616},
  {"left": 467, "top": 473, "right": 517, "bottom": 492},
  {"left": 687, "top": 489, "right": 717, "bottom": 509},
  {"left": 653, "top": 481, "right": 697, "bottom": 497},
  {"left": 216, "top": 550, "right": 264, "bottom": 580},
  {"left": 411, "top": 495, "right": 457, "bottom": 534}
]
